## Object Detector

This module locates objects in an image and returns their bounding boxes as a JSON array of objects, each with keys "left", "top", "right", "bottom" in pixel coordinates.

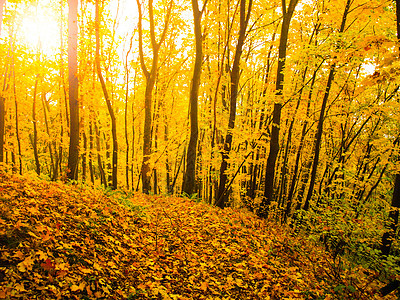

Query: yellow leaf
[
  {"left": 78, "top": 267, "right": 92, "bottom": 274},
  {"left": 17, "top": 256, "right": 35, "bottom": 272},
  {"left": 36, "top": 250, "right": 47, "bottom": 260},
  {"left": 17, "top": 264, "right": 26, "bottom": 272},
  {"left": 93, "top": 262, "right": 102, "bottom": 271},
  {"left": 235, "top": 278, "right": 244, "bottom": 287},
  {"left": 71, "top": 285, "right": 80, "bottom": 292},
  {"left": 14, "top": 283, "right": 26, "bottom": 292}
]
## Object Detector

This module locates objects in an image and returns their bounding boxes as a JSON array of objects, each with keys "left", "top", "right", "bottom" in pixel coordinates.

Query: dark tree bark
[
  {"left": 89, "top": 120, "right": 95, "bottom": 183},
  {"left": 259, "top": 0, "right": 298, "bottom": 217},
  {"left": 216, "top": 0, "right": 253, "bottom": 208},
  {"left": 303, "top": 0, "right": 351, "bottom": 211},
  {"left": 284, "top": 68, "right": 316, "bottom": 220},
  {"left": 94, "top": 119, "right": 106, "bottom": 186},
  {"left": 31, "top": 76, "right": 40, "bottom": 175},
  {"left": 12, "top": 66, "right": 22, "bottom": 175},
  {"left": 183, "top": 0, "right": 207, "bottom": 195},
  {"left": 124, "top": 37, "right": 133, "bottom": 190},
  {"left": 95, "top": 0, "right": 118, "bottom": 190},
  {"left": 67, "top": 0, "right": 80, "bottom": 180},
  {"left": 247, "top": 26, "right": 277, "bottom": 202},
  {"left": 82, "top": 131, "right": 87, "bottom": 182},
  {"left": 42, "top": 94, "right": 55, "bottom": 179},
  {"left": 136, "top": 0, "right": 172, "bottom": 194}
]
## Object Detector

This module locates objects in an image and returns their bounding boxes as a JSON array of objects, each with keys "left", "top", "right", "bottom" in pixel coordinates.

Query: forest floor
[{"left": 0, "top": 171, "right": 395, "bottom": 299}]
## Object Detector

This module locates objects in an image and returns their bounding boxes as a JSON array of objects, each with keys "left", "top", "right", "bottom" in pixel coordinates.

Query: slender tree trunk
[
  {"left": 303, "top": 0, "right": 351, "bottom": 211},
  {"left": 136, "top": 0, "right": 172, "bottom": 194},
  {"left": 124, "top": 38, "right": 133, "bottom": 190},
  {"left": 131, "top": 75, "right": 137, "bottom": 190},
  {"left": 216, "top": 0, "right": 252, "bottom": 208},
  {"left": 67, "top": 0, "right": 80, "bottom": 180},
  {"left": 89, "top": 120, "right": 94, "bottom": 183},
  {"left": 32, "top": 76, "right": 40, "bottom": 175},
  {"left": 183, "top": 0, "right": 206, "bottom": 195},
  {"left": 12, "top": 70, "right": 22, "bottom": 175},
  {"left": 94, "top": 120, "right": 106, "bottom": 186},
  {"left": 95, "top": 0, "right": 118, "bottom": 189},
  {"left": 82, "top": 131, "right": 87, "bottom": 182},
  {"left": 42, "top": 94, "right": 55, "bottom": 179},
  {"left": 259, "top": 0, "right": 299, "bottom": 217}
]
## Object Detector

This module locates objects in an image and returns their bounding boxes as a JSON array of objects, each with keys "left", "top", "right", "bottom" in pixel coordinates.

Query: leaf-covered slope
[{"left": 0, "top": 172, "right": 389, "bottom": 299}]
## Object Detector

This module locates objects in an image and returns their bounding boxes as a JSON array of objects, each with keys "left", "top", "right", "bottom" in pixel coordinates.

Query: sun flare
[{"left": 18, "top": 3, "right": 60, "bottom": 55}]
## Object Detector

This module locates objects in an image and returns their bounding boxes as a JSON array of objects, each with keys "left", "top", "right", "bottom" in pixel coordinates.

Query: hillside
[{"left": 0, "top": 172, "right": 393, "bottom": 299}]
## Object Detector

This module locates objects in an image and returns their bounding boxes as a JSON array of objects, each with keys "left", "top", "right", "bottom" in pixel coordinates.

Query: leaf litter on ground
[{"left": 0, "top": 172, "right": 393, "bottom": 299}]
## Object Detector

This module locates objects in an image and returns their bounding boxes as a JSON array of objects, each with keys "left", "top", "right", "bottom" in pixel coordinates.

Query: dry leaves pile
[{"left": 0, "top": 172, "right": 390, "bottom": 299}]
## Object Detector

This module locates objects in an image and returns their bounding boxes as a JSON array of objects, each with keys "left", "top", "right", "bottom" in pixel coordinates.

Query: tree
[
  {"left": 182, "top": 0, "right": 208, "bottom": 196},
  {"left": 216, "top": 0, "right": 253, "bottom": 208},
  {"left": 136, "top": 0, "right": 173, "bottom": 194},
  {"left": 302, "top": 0, "right": 352, "bottom": 211},
  {"left": 258, "top": 0, "right": 299, "bottom": 217},
  {"left": 66, "top": 0, "right": 79, "bottom": 181},
  {"left": 95, "top": 0, "right": 118, "bottom": 190}
]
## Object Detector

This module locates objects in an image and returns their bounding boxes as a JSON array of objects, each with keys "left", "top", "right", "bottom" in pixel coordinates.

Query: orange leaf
[
  {"left": 56, "top": 270, "right": 67, "bottom": 278},
  {"left": 200, "top": 281, "right": 208, "bottom": 292},
  {"left": 41, "top": 228, "right": 51, "bottom": 242},
  {"left": 41, "top": 259, "right": 55, "bottom": 271}
]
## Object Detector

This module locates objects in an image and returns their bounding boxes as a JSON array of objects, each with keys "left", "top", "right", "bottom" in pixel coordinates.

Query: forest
[{"left": 0, "top": 0, "right": 400, "bottom": 298}]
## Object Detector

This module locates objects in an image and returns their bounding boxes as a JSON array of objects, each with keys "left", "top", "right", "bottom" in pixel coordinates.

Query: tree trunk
[
  {"left": 32, "top": 76, "right": 40, "bottom": 175},
  {"left": 136, "top": 0, "right": 172, "bottom": 194},
  {"left": 259, "top": 0, "right": 299, "bottom": 217},
  {"left": 67, "top": 0, "right": 80, "bottom": 180},
  {"left": 95, "top": 0, "right": 118, "bottom": 190},
  {"left": 89, "top": 120, "right": 95, "bottom": 183},
  {"left": 303, "top": 0, "right": 351, "bottom": 211},
  {"left": 124, "top": 37, "right": 133, "bottom": 190},
  {"left": 183, "top": 0, "right": 205, "bottom": 196},
  {"left": 216, "top": 0, "right": 253, "bottom": 208},
  {"left": 12, "top": 69, "right": 22, "bottom": 175},
  {"left": 94, "top": 120, "right": 106, "bottom": 186},
  {"left": 285, "top": 72, "right": 315, "bottom": 219},
  {"left": 42, "top": 94, "right": 55, "bottom": 179}
]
